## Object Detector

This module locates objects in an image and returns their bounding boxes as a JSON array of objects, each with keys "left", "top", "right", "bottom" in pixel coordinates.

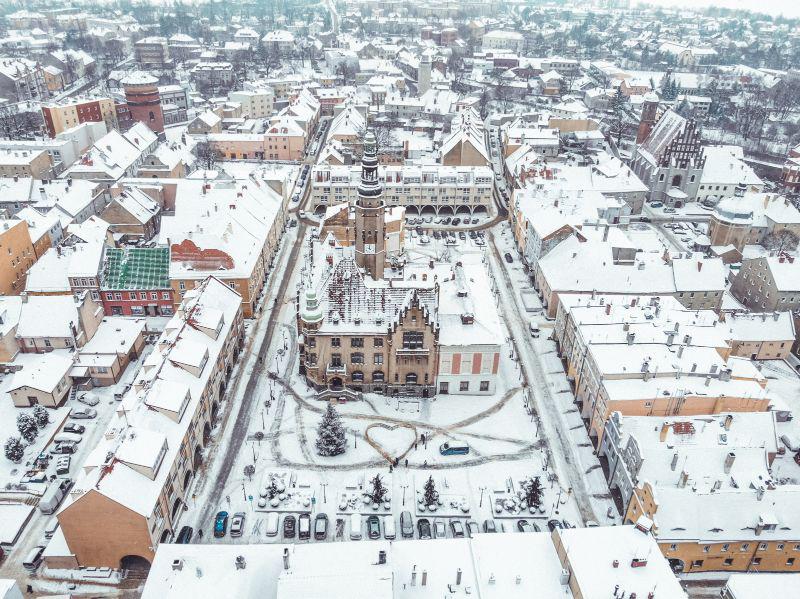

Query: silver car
[{"left": 230, "top": 512, "right": 245, "bottom": 538}]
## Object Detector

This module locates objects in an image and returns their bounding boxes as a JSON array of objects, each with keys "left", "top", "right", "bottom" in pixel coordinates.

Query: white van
[
  {"left": 44, "top": 518, "right": 60, "bottom": 539},
  {"left": 383, "top": 516, "right": 396, "bottom": 540},
  {"left": 23, "top": 545, "right": 45, "bottom": 571},
  {"left": 349, "top": 513, "right": 362, "bottom": 540},
  {"left": 39, "top": 479, "right": 72, "bottom": 515},
  {"left": 529, "top": 319, "right": 540, "bottom": 338},
  {"left": 265, "top": 512, "right": 280, "bottom": 537}
]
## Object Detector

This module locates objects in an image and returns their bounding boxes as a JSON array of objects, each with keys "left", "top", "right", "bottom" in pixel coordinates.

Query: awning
[{"left": 69, "top": 366, "right": 89, "bottom": 378}]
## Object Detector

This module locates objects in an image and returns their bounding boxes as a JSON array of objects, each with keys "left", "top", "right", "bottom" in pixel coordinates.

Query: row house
[{"left": 54, "top": 277, "right": 244, "bottom": 569}]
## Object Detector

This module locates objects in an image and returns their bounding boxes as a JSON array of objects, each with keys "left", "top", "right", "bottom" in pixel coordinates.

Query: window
[
  {"left": 402, "top": 331, "right": 424, "bottom": 349},
  {"left": 741, "top": 544, "right": 750, "bottom": 552},
  {"left": 330, "top": 354, "right": 342, "bottom": 367},
  {"left": 352, "top": 371, "right": 364, "bottom": 382},
  {"left": 480, "top": 381, "right": 490, "bottom": 392},
  {"left": 752, "top": 557, "right": 762, "bottom": 566},
  {"left": 373, "top": 338, "right": 383, "bottom": 347},
  {"left": 669, "top": 544, "right": 677, "bottom": 551},
  {"left": 372, "top": 371, "right": 384, "bottom": 382},
  {"left": 351, "top": 338, "right": 364, "bottom": 347},
  {"left": 405, "top": 372, "right": 418, "bottom": 384},
  {"left": 788, "top": 558, "right": 796, "bottom": 566},
  {"left": 351, "top": 352, "right": 364, "bottom": 364},
  {"left": 151, "top": 292, "right": 158, "bottom": 300},
  {"left": 691, "top": 560, "right": 703, "bottom": 568},
  {"left": 439, "top": 381, "right": 449, "bottom": 394},
  {"left": 307, "top": 337, "right": 316, "bottom": 348},
  {"left": 162, "top": 292, "right": 170, "bottom": 300},
  {"left": 459, "top": 381, "right": 470, "bottom": 392},
  {"left": 179, "top": 281, "right": 186, "bottom": 290},
  {"left": 106, "top": 293, "right": 113, "bottom": 300},
  {"left": 129, "top": 292, "right": 137, "bottom": 300},
  {"left": 778, "top": 544, "right": 785, "bottom": 551},
  {"left": 331, "top": 337, "right": 341, "bottom": 347},
  {"left": 703, "top": 546, "right": 710, "bottom": 553},
  {"left": 114, "top": 293, "right": 122, "bottom": 300},
  {"left": 759, "top": 543, "right": 768, "bottom": 551},
  {"left": 44, "top": 339, "right": 52, "bottom": 347},
  {"left": 140, "top": 292, "right": 147, "bottom": 300},
  {"left": 723, "top": 558, "right": 734, "bottom": 566},
  {"left": 374, "top": 353, "right": 383, "bottom": 365},
  {"left": 721, "top": 544, "right": 729, "bottom": 552}
]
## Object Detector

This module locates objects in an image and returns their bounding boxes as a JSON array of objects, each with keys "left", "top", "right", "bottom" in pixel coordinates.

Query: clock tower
[{"left": 354, "top": 131, "right": 386, "bottom": 279}]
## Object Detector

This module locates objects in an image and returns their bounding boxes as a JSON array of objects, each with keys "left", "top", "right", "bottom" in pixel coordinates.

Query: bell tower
[{"left": 354, "top": 131, "right": 385, "bottom": 279}]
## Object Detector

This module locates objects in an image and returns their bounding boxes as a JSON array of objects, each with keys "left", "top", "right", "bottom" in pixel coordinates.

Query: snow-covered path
[{"left": 486, "top": 225, "right": 619, "bottom": 525}]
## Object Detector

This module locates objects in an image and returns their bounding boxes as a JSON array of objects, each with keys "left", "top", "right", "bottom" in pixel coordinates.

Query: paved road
[
  {"left": 487, "top": 230, "right": 600, "bottom": 525},
  {"left": 196, "top": 222, "right": 308, "bottom": 527}
]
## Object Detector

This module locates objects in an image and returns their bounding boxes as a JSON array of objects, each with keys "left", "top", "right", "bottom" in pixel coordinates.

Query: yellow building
[{"left": 0, "top": 219, "right": 37, "bottom": 296}]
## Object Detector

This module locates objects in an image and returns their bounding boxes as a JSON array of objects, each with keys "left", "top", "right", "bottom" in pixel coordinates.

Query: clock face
[{"left": 363, "top": 243, "right": 376, "bottom": 255}]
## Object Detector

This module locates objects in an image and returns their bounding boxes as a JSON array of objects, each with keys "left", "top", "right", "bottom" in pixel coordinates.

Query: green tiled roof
[{"left": 103, "top": 246, "right": 170, "bottom": 290}]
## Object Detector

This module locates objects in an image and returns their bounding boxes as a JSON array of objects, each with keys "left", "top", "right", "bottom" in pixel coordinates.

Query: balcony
[
  {"left": 326, "top": 363, "right": 346, "bottom": 375},
  {"left": 396, "top": 346, "right": 430, "bottom": 356}
]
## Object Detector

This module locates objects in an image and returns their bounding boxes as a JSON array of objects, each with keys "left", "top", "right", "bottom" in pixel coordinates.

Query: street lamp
[{"left": 401, "top": 484, "right": 408, "bottom": 506}]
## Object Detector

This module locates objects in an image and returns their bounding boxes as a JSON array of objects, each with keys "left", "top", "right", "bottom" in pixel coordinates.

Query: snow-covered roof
[
  {"left": 16, "top": 295, "right": 85, "bottom": 340},
  {"left": 724, "top": 574, "right": 800, "bottom": 599},
  {"left": 724, "top": 311, "right": 795, "bottom": 343},
  {"left": 558, "top": 526, "right": 686, "bottom": 599},
  {"left": 713, "top": 192, "right": 799, "bottom": 228},
  {"left": 60, "top": 277, "right": 241, "bottom": 518},
  {"left": 8, "top": 352, "right": 72, "bottom": 393},
  {"left": 700, "top": 145, "right": 763, "bottom": 187}
]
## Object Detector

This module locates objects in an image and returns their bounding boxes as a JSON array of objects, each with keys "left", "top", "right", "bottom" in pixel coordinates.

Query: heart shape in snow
[{"left": 364, "top": 422, "right": 418, "bottom": 463}]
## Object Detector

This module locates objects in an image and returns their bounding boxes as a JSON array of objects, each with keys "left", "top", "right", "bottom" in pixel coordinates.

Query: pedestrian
[
  {"left": 423, "top": 460, "right": 428, "bottom": 467},
  {"left": 198, "top": 529, "right": 203, "bottom": 539},
  {"left": 404, "top": 458, "right": 408, "bottom": 468},
  {"left": 394, "top": 457, "right": 399, "bottom": 467},
  {"left": 414, "top": 442, "right": 418, "bottom": 450},
  {"left": 389, "top": 465, "right": 393, "bottom": 473},
  {"left": 26, "top": 585, "right": 32, "bottom": 594}
]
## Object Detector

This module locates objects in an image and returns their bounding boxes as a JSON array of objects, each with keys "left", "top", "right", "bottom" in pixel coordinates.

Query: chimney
[
  {"left": 603, "top": 224, "right": 610, "bottom": 241},
  {"left": 606, "top": 303, "right": 611, "bottom": 315},
  {"left": 235, "top": 555, "right": 246, "bottom": 570},
  {"left": 421, "top": 571, "right": 427, "bottom": 586},
  {"left": 171, "top": 559, "right": 183, "bottom": 571},
  {"left": 724, "top": 451, "right": 736, "bottom": 474},
  {"left": 283, "top": 548, "right": 290, "bottom": 570},
  {"left": 671, "top": 451, "right": 679, "bottom": 471},
  {"left": 756, "top": 486, "right": 765, "bottom": 501},
  {"left": 705, "top": 376, "right": 711, "bottom": 387},
  {"left": 697, "top": 261, "right": 702, "bottom": 272},
  {"left": 724, "top": 414, "right": 733, "bottom": 430},
  {"left": 378, "top": 550, "right": 387, "bottom": 565},
  {"left": 660, "top": 422, "right": 670, "bottom": 442},
  {"left": 411, "top": 565, "right": 417, "bottom": 587},
  {"left": 667, "top": 332, "right": 675, "bottom": 345},
  {"left": 677, "top": 345, "right": 684, "bottom": 358},
  {"left": 456, "top": 568, "right": 462, "bottom": 586},
  {"left": 720, "top": 368, "right": 732, "bottom": 382},
  {"left": 627, "top": 331, "right": 635, "bottom": 345},
  {"left": 678, "top": 470, "right": 689, "bottom": 488}
]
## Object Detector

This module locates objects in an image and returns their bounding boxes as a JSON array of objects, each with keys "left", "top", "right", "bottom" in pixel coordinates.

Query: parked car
[
  {"left": 432, "top": 230, "right": 441, "bottom": 240},
  {"left": 452, "top": 218, "right": 461, "bottom": 226},
  {"left": 458, "top": 232, "right": 466, "bottom": 240},
  {"left": 442, "top": 217, "right": 452, "bottom": 225},
  {"left": 450, "top": 520, "right": 465, "bottom": 538},
  {"left": 504, "top": 252, "right": 514, "bottom": 263},
  {"left": 176, "top": 526, "right": 193, "bottom": 544},
  {"left": 417, "top": 518, "right": 432, "bottom": 539},
  {"left": 383, "top": 516, "right": 396, "bottom": 540},
  {"left": 517, "top": 519, "right": 539, "bottom": 533},
  {"left": 62, "top": 424, "right": 85, "bottom": 434},
  {"left": 283, "top": 515, "right": 296, "bottom": 539},
  {"left": 469, "top": 230, "right": 477, "bottom": 239},
  {"left": 230, "top": 512, "right": 245, "bottom": 537},
  {"left": 367, "top": 515, "right": 381, "bottom": 539},
  {"left": 299, "top": 513, "right": 311, "bottom": 540},
  {"left": 664, "top": 207, "right": 677, "bottom": 213},
  {"left": 649, "top": 201, "right": 663, "bottom": 208},
  {"left": 214, "top": 511, "right": 229, "bottom": 537},
  {"left": 49, "top": 442, "right": 77, "bottom": 455},
  {"left": 400, "top": 511, "right": 414, "bottom": 538},
  {"left": 70, "top": 407, "right": 97, "bottom": 420},
  {"left": 483, "top": 519, "right": 498, "bottom": 533},
  {"left": 55, "top": 455, "right": 71, "bottom": 475},
  {"left": 22, "top": 546, "right": 45, "bottom": 571},
  {"left": 440, "top": 442, "right": 469, "bottom": 456},
  {"left": 77, "top": 393, "right": 99, "bottom": 406},
  {"left": 433, "top": 520, "right": 447, "bottom": 539},
  {"left": 466, "top": 521, "right": 480, "bottom": 538},
  {"left": 547, "top": 519, "right": 563, "bottom": 532},
  {"left": 314, "top": 514, "right": 328, "bottom": 540}
]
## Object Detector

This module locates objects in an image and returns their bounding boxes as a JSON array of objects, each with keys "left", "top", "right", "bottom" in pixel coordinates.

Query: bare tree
[
  {"left": 763, "top": 229, "right": 800, "bottom": 254},
  {"left": 194, "top": 139, "right": 220, "bottom": 170}
]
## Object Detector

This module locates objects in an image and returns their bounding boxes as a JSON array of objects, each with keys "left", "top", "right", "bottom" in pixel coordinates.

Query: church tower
[
  {"left": 636, "top": 91, "right": 660, "bottom": 144},
  {"left": 354, "top": 131, "right": 386, "bottom": 279}
]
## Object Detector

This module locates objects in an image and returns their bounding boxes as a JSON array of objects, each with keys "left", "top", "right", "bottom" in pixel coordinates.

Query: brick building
[{"left": 100, "top": 246, "right": 174, "bottom": 316}]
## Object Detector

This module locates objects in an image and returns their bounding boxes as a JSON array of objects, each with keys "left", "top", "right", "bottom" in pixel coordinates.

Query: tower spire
[{"left": 354, "top": 130, "right": 386, "bottom": 280}]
